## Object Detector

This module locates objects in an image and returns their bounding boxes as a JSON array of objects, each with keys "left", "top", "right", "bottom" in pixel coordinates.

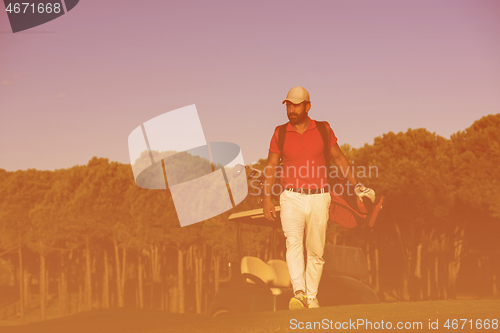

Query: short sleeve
[
  {"left": 323, "top": 121, "right": 338, "bottom": 148},
  {"left": 329, "top": 127, "right": 338, "bottom": 147},
  {"left": 269, "top": 126, "right": 281, "bottom": 155}
]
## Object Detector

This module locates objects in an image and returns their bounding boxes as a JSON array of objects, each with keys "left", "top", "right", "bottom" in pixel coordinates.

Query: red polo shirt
[{"left": 269, "top": 118, "right": 337, "bottom": 189}]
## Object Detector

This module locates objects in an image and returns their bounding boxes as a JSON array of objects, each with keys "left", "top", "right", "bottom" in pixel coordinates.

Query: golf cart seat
[
  {"left": 267, "top": 259, "right": 292, "bottom": 288},
  {"left": 241, "top": 256, "right": 292, "bottom": 296}
]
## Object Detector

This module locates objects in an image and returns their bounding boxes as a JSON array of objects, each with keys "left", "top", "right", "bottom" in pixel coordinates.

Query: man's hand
[
  {"left": 355, "top": 184, "right": 376, "bottom": 203},
  {"left": 263, "top": 198, "right": 276, "bottom": 221}
]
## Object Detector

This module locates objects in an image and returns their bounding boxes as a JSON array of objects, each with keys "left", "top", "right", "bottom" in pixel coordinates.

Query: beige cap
[{"left": 282, "top": 86, "right": 310, "bottom": 104}]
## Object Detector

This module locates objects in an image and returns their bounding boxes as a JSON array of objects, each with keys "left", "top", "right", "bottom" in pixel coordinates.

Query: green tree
[
  {"left": 0, "top": 169, "right": 53, "bottom": 321},
  {"left": 450, "top": 114, "right": 500, "bottom": 297},
  {"left": 29, "top": 166, "right": 87, "bottom": 316},
  {"left": 351, "top": 128, "right": 455, "bottom": 300}
]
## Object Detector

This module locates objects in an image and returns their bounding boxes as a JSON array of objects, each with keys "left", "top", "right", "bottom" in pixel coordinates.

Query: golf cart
[{"left": 207, "top": 206, "right": 380, "bottom": 316}]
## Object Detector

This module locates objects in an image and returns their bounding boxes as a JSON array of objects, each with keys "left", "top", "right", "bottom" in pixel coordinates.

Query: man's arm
[
  {"left": 263, "top": 151, "right": 280, "bottom": 221},
  {"left": 330, "top": 143, "right": 357, "bottom": 185}
]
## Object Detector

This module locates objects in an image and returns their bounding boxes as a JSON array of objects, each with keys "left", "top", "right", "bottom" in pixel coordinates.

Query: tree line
[{"left": 0, "top": 114, "right": 499, "bottom": 322}]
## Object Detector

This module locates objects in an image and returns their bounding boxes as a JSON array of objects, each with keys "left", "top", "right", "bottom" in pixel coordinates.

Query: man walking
[{"left": 263, "top": 86, "right": 375, "bottom": 309}]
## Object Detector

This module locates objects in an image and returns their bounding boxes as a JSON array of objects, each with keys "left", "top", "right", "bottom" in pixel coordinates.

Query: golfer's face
[{"left": 286, "top": 101, "right": 309, "bottom": 124}]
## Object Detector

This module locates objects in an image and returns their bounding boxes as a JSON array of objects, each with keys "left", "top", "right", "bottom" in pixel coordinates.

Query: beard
[{"left": 288, "top": 112, "right": 308, "bottom": 125}]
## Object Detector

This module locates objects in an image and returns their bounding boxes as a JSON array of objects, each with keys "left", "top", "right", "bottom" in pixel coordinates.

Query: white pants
[{"left": 280, "top": 189, "right": 331, "bottom": 299}]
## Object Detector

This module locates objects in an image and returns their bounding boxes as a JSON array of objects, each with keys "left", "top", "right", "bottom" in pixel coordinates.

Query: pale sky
[{"left": 1, "top": 0, "right": 499, "bottom": 171}]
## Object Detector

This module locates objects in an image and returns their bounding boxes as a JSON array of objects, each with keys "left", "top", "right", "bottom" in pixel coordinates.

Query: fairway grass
[{"left": 0, "top": 300, "right": 498, "bottom": 333}]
